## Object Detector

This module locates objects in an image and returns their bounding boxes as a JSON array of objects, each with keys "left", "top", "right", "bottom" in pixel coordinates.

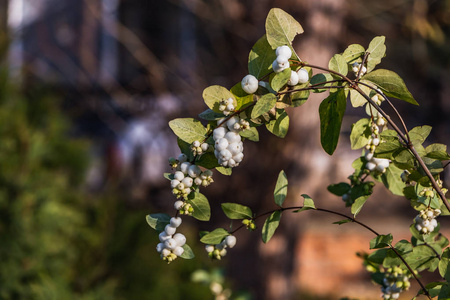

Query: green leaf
[
  {"left": 405, "top": 244, "right": 439, "bottom": 272},
  {"left": 381, "top": 164, "right": 407, "bottom": 196},
  {"left": 230, "top": 82, "right": 254, "bottom": 110},
  {"left": 216, "top": 166, "right": 232, "bottom": 176},
  {"left": 426, "top": 144, "right": 450, "bottom": 161},
  {"left": 362, "top": 69, "right": 418, "bottom": 105},
  {"left": 350, "top": 118, "right": 371, "bottom": 150},
  {"left": 327, "top": 183, "right": 351, "bottom": 196},
  {"left": 439, "top": 283, "right": 450, "bottom": 299},
  {"left": 177, "top": 138, "right": 194, "bottom": 161},
  {"left": 328, "top": 54, "right": 348, "bottom": 77},
  {"left": 203, "top": 85, "right": 236, "bottom": 112},
  {"left": 351, "top": 196, "right": 369, "bottom": 216},
  {"left": 349, "top": 80, "right": 374, "bottom": 108},
  {"left": 367, "top": 248, "right": 389, "bottom": 264},
  {"left": 239, "top": 127, "right": 259, "bottom": 142},
  {"left": 221, "top": 203, "right": 253, "bottom": 220},
  {"left": 196, "top": 152, "right": 220, "bottom": 169},
  {"left": 333, "top": 219, "right": 352, "bottom": 225},
  {"left": 146, "top": 213, "right": 170, "bottom": 232},
  {"left": 369, "top": 234, "right": 393, "bottom": 249},
  {"left": 310, "top": 73, "right": 335, "bottom": 93},
  {"left": 188, "top": 192, "right": 211, "bottom": 221},
  {"left": 265, "top": 109, "right": 289, "bottom": 138},
  {"left": 319, "top": 89, "right": 347, "bottom": 155},
  {"left": 421, "top": 282, "right": 445, "bottom": 298},
  {"left": 198, "top": 109, "right": 224, "bottom": 121},
  {"left": 163, "top": 173, "right": 173, "bottom": 180},
  {"left": 262, "top": 210, "right": 282, "bottom": 243},
  {"left": 265, "top": 8, "right": 303, "bottom": 50},
  {"left": 180, "top": 244, "right": 195, "bottom": 259},
  {"left": 303, "top": 194, "right": 316, "bottom": 209},
  {"left": 274, "top": 170, "right": 288, "bottom": 207},
  {"left": 270, "top": 68, "right": 291, "bottom": 92},
  {"left": 409, "top": 125, "right": 432, "bottom": 144},
  {"left": 200, "top": 228, "right": 229, "bottom": 244},
  {"left": 169, "top": 118, "right": 207, "bottom": 144},
  {"left": 439, "top": 248, "right": 450, "bottom": 281},
  {"left": 366, "top": 36, "right": 386, "bottom": 72},
  {"left": 248, "top": 35, "right": 277, "bottom": 79},
  {"left": 251, "top": 93, "right": 277, "bottom": 119},
  {"left": 342, "top": 44, "right": 365, "bottom": 64},
  {"left": 289, "top": 89, "right": 310, "bottom": 107}
]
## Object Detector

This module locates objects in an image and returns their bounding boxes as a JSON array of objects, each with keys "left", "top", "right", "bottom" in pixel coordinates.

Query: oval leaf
[
  {"left": 319, "top": 89, "right": 347, "bottom": 155},
  {"left": 180, "top": 244, "right": 195, "bottom": 259},
  {"left": 251, "top": 93, "right": 277, "bottom": 119},
  {"left": 265, "top": 8, "right": 303, "bottom": 50},
  {"left": 248, "top": 35, "right": 277, "bottom": 79},
  {"left": 262, "top": 210, "right": 282, "bottom": 243},
  {"left": 203, "top": 85, "right": 236, "bottom": 112},
  {"left": 188, "top": 192, "right": 211, "bottom": 221},
  {"left": 328, "top": 54, "right": 348, "bottom": 77},
  {"left": 362, "top": 69, "right": 418, "bottom": 105},
  {"left": 169, "top": 118, "right": 207, "bottom": 144},
  {"left": 369, "top": 234, "right": 393, "bottom": 249},
  {"left": 200, "top": 228, "right": 229, "bottom": 244},
  {"left": 274, "top": 170, "right": 288, "bottom": 207},
  {"left": 221, "top": 203, "right": 253, "bottom": 220},
  {"left": 146, "top": 213, "right": 170, "bottom": 232},
  {"left": 270, "top": 68, "right": 291, "bottom": 92},
  {"left": 366, "top": 36, "right": 386, "bottom": 72}
]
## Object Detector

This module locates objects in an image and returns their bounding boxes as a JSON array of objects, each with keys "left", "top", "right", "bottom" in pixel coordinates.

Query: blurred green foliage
[{"left": 0, "top": 69, "right": 212, "bottom": 299}]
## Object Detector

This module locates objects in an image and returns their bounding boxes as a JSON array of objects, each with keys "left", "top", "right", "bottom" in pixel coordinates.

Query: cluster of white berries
[
  {"left": 157, "top": 217, "right": 186, "bottom": 263},
  {"left": 169, "top": 154, "right": 214, "bottom": 201},
  {"left": 241, "top": 74, "right": 259, "bottom": 94},
  {"left": 365, "top": 94, "right": 385, "bottom": 120},
  {"left": 205, "top": 235, "right": 237, "bottom": 260},
  {"left": 364, "top": 123, "right": 390, "bottom": 173},
  {"left": 213, "top": 118, "right": 245, "bottom": 168},
  {"left": 219, "top": 98, "right": 235, "bottom": 116},
  {"left": 191, "top": 140, "right": 209, "bottom": 156},
  {"left": 414, "top": 207, "right": 440, "bottom": 234},
  {"left": 272, "top": 45, "right": 292, "bottom": 73},
  {"left": 352, "top": 62, "right": 367, "bottom": 77},
  {"left": 381, "top": 267, "right": 411, "bottom": 300}
]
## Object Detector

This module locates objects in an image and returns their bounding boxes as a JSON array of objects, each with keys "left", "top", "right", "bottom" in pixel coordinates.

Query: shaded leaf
[
  {"left": 310, "top": 73, "right": 335, "bottom": 93},
  {"left": 146, "top": 213, "right": 170, "bottom": 232},
  {"left": 265, "top": 109, "right": 289, "bottom": 138},
  {"left": 203, "top": 85, "right": 236, "bottom": 112},
  {"left": 240, "top": 127, "right": 259, "bottom": 142},
  {"left": 196, "top": 152, "right": 220, "bottom": 169},
  {"left": 327, "top": 183, "right": 351, "bottom": 196},
  {"left": 180, "top": 244, "right": 195, "bottom": 259},
  {"left": 274, "top": 170, "right": 288, "bottom": 207},
  {"left": 262, "top": 210, "right": 282, "bottom": 243},
  {"left": 369, "top": 234, "right": 393, "bottom": 249},
  {"left": 188, "top": 192, "right": 211, "bottom": 221},
  {"left": 248, "top": 35, "right": 277, "bottom": 79},
  {"left": 319, "top": 89, "right": 347, "bottom": 155}
]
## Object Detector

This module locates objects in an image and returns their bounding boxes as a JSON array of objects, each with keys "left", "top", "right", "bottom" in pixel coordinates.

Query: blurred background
[{"left": 0, "top": 0, "right": 449, "bottom": 299}]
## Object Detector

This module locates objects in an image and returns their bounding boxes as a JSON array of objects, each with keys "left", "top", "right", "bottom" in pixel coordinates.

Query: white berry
[
  {"left": 241, "top": 74, "right": 259, "bottom": 94},
  {"left": 297, "top": 68, "right": 309, "bottom": 83},
  {"left": 170, "top": 217, "right": 182, "bottom": 228},
  {"left": 288, "top": 70, "right": 299, "bottom": 86},
  {"left": 275, "top": 45, "right": 292, "bottom": 59}
]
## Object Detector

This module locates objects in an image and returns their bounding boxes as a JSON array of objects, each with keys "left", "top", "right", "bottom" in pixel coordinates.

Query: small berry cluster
[
  {"left": 352, "top": 62, "right": 367, "bottom": 78},
  {"left": 213, "top": 118, "right": 245, "bottom": 168},
  {"left": 364, "top": 123, "right": 390, "bottom": 173},
  {"left": 219, "top": 98, "right": 235, "bottom": 116},
  {"left": 381, "top": 267, "right": 411, "bottom": 300},
  {"left": 272, "top": 45, "right": 292, "bottom": 73},
  {"left": 414, "top": 207, "right": 440, "bottom": 234},
  {"left": 191, "top": 140, "right": 210, "bottom": 156},
  {"left": 157, "top": 217, "right": 186, "bottom": 263},
  {"left": 205, "top": 235, "right": 237, "bottom": 260},
  {"left": 242, "top": 219, "right": 256, "bottom": 230}
]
